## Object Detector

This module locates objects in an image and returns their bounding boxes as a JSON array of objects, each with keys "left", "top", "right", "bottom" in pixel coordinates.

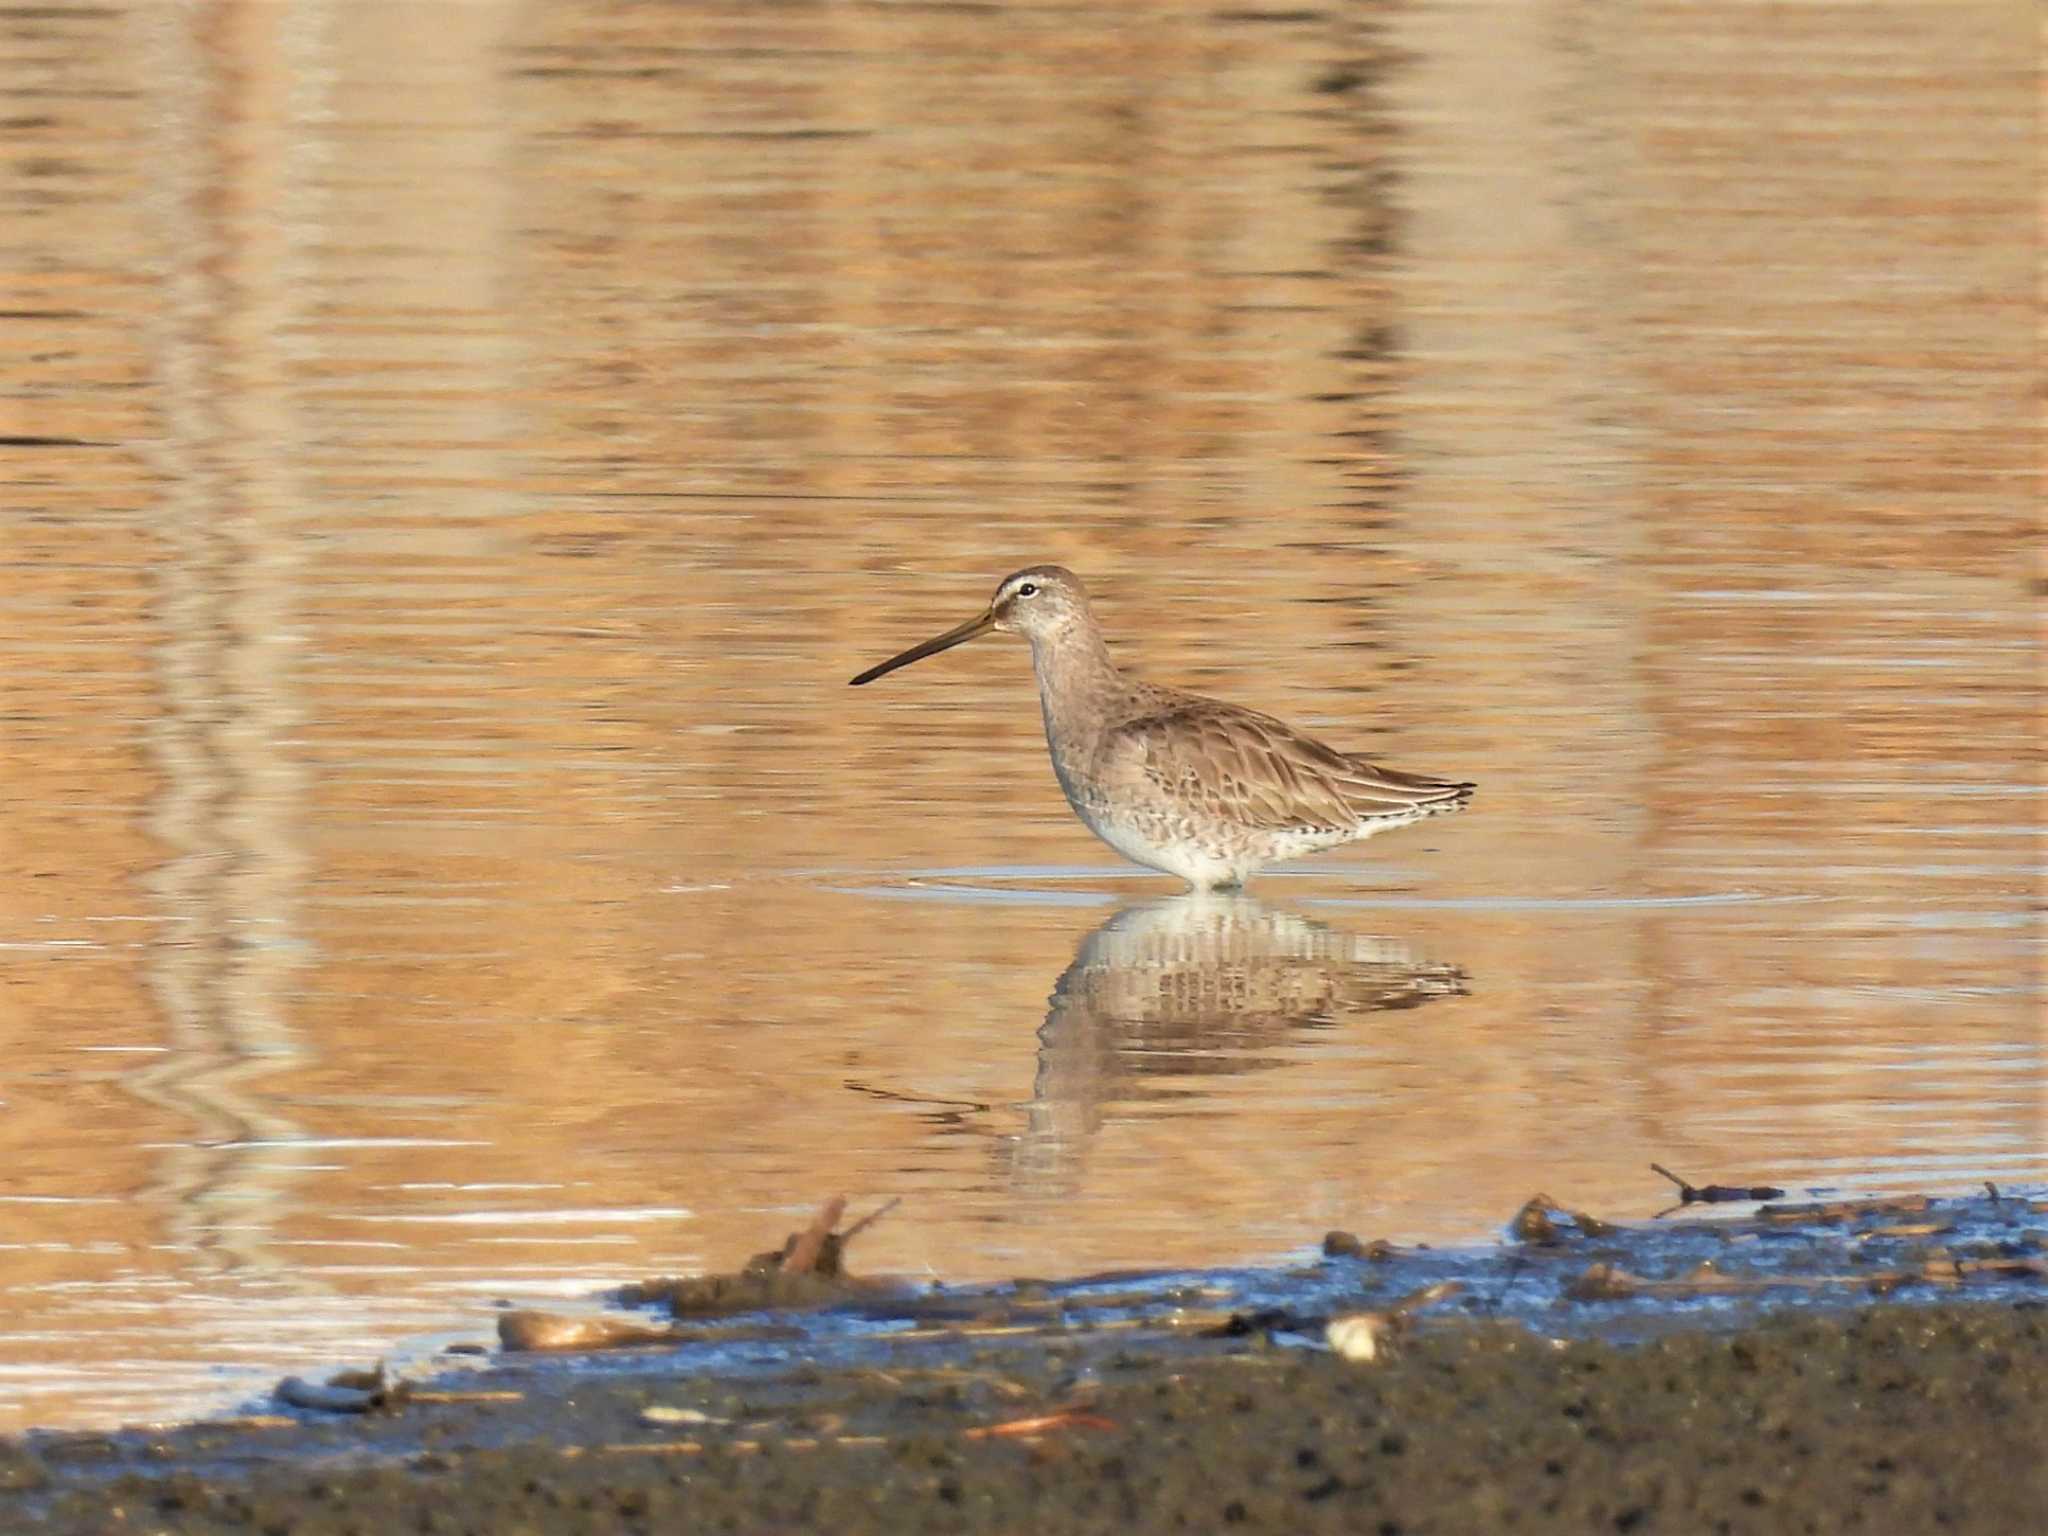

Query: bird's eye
[{"left": 1017, "top": 582, "right": 1039, "bottom": 598}]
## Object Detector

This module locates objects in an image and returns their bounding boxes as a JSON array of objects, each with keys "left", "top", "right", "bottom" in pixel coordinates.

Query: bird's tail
[{"left": 1337, "top": 758, "right": 1476, "bottom": 820}]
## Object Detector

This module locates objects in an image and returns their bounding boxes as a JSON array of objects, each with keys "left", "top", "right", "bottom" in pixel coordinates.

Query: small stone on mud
[
  {"left": 1566, "top": 1263, "right": 1640, "bottom": 1301},
  {"left": 1327, "top": 1312, "right": 1393, "bottom": 1363},
  {"left": 640, "top": 1405, "right": 722, "bottom": 1427},
  {"left": 1322, "top": 1230, "right": 1394, "bottom": 1261},
  {"left": 1511, "top": 1196, "right": 1564, "bottom": 1244}
]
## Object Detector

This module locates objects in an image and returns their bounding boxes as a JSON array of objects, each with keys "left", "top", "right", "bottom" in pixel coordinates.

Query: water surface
[{"left": 0, "top": 0, "right": 2037, "bottom": 1429}]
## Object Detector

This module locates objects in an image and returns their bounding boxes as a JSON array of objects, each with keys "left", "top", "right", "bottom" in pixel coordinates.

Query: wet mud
[{"left": 6, "top": 1190, "right": 2043, "bottom": 1535}]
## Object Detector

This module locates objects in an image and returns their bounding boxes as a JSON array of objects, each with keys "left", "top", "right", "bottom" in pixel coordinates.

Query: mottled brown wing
[{"left": 1111, "top": 701, "right": 1472, "bottom": 834}]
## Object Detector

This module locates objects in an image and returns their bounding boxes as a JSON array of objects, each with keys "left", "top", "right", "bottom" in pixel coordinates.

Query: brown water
[{"left": 0, "top": 0, "right": 2037, "bottom": 1431}]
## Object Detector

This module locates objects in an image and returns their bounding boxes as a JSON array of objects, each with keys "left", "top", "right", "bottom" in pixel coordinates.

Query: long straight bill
[{"left": 848, "top": 609, "right": 997, "bottom": 685}]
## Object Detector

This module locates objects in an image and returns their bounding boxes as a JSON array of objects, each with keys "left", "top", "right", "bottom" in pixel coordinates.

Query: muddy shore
[{"left": 6, "top": 1192, "right": 2043, "bottom": 1535}]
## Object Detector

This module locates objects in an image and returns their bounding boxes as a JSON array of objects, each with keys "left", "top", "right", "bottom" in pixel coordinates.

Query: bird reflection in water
[{"left": 1002, "top": 894, "right": 1467, "bottom": 1197}]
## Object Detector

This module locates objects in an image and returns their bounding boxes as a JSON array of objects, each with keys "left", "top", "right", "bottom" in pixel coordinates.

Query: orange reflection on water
[{"left": 0, "top": 0, "right": 2036, "bottom": 1430}]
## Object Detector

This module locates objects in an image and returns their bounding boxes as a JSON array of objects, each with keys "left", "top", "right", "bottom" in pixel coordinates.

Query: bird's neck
[{"left": 1028, "top": 623, "right": 1122, "bottom": 717}]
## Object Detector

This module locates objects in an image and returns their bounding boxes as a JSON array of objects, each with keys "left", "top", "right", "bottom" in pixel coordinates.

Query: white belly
[
  {"left": 1070, "top": 798, "right": 1358, "bottom": 890},
  {"left": 1078, "top": 804, "right": 1242, "bottom": 888}
]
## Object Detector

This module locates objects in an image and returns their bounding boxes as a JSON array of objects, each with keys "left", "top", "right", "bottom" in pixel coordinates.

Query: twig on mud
[
  {"left": 962, "top": 1409, "right": 1117, "bottom": 1440},
  {"left": 1650, "top": 1162, "right": 1784, "bottom": 1209},
  {"left": 499, "top": 1310, "right": 677, "bottom": 1352},
  {"left": 839, "top": 1196, "right": 903, "bottom": 1247},
  {"left": 574, "top": 1436, "right": 889, "bottom": 1457},
  {"left": 1756, "top": 1194, "right": 1931, "bottom": 1224},
  {"left": 1569, "top": 1251, "right": 2047, "bottom": 1303},
  {"left": 1566, "top": 1261, "right": 1862, "bottom": 1301},
  {"left": 781, "top": 1197, "right": 848, "bottom": 1276},
  {"left": 1853, "top": 1221, "right": 1955, "bottom": 1240},
  {"left": 1386, "top": 1280, "right": 1465, "bottom": 1319},
  {"left": 763, "top": 1195, "right": 901, "bottom": 1278},
  {"left": 409, "top": 1389, "right": 526, "bottom": 1405}
]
